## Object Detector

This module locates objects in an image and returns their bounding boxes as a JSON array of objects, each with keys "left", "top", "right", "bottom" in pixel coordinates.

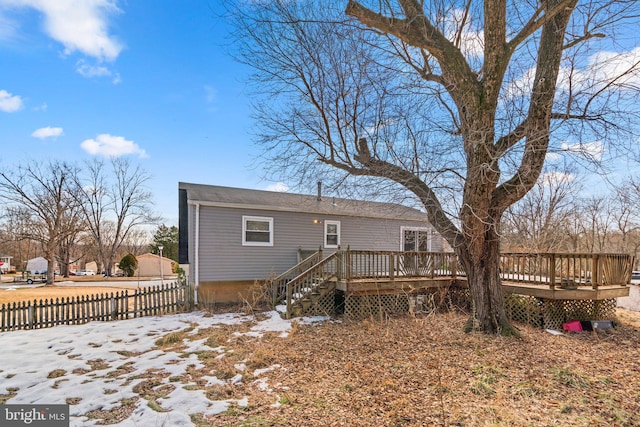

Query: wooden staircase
[
  {"left": 288, "top": 278, "right": 336, "bottom": 318},
  {"left": 268, "top": 252, "right": 340, "bottom": 319}
]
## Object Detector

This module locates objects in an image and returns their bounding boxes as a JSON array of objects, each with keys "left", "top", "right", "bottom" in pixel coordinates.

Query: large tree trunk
[
  {"left": 44, "top": 245, "right": 56, "bottom": 286},
  {"left": 457, "top": 222, "right": 516, "bottom": 335}
]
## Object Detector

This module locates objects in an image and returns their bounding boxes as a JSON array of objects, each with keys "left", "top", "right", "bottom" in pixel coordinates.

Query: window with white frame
[
  {"left": 401, "top": 226, "right": 431, "bottom": 252},
  {"left": 242, "top": 216, "right": 274, "bottom": 246},
  {"left": 324, "top": 220, "right": 341, "bottom": 248}
]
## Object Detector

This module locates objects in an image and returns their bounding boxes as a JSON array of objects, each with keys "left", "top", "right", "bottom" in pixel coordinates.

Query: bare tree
[
  {"left": 0, "top": 206, "right": 39, "bottom": 274},
  {"left": 75, "top": 158, "right": 158, "bottom": 276},
  {"left": 580, "top": 196, "right": 613, "bottom": 252},
  {"left": 503, "top": 164, "right": 582, "bottom": 252},
  {"left": 0, "top": 161, "right": 81, "bottom": 284},
  {"left": 609, "top": 178, "right": 640, "bottom": 262},
  {"left": 119, "top": 228, "right": 151, "bottom": 258},
  {"left": 227, "top": 0, "right": 640, "bottom": 333}
]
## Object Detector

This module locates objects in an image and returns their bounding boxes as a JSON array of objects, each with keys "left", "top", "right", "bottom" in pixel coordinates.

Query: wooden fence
[{"left": 0, "top": 282, "right": 189, "bottom": 332}]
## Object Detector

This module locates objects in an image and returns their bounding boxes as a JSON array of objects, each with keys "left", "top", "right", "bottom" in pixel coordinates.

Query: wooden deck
[
  {"left": 335, "top": 276, "right": 460, "bottom": 296},
  {"left": 501, "top": 282, "right": 629, "bottom": 300},
  {"left": 270, "top": 250, "right": 634, "bottom": 319},
  {"left": 336, "top": 277, "right": 629, "bottom": 299}
]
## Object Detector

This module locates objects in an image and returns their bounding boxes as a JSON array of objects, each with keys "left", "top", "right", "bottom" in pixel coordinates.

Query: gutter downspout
[{"left": 194, "top": 202, "right": 200, "bottom": 305}]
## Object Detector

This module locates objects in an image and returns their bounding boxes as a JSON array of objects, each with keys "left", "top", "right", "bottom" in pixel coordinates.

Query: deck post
[
  {"left": 389, "top": 253, "right": 395, "bottom": 280},
  {"left": 592, "top": 254, "right": 600, "bottom": 289},
  {"left": 451, "top": 256, "right": 457, "bottom": 280},
  {"left": 336, "top": 251, "right": 343, "bottom": 281},
  {"left": 285, "top": 283, "right": 292, "bottom": 320},
  {"left": 430, "top": 253, "right": 435, "bottom": 278},
  {"left": 549, "top": 254, "right": 556, "bottom": 290}
]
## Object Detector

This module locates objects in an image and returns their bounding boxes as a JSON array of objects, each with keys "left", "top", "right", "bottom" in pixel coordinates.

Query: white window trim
[
  {"left": 242, "top": 215, "right": 274, "bottom": 247},
  {"left": 400, "top": 226, "right": 432, "bottom": 251},
  {"left": 324, "top": 220, "right": 341, "bottom": 249}
]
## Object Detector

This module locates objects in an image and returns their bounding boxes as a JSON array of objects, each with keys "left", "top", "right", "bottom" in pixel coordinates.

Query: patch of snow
[{"left": 254, "top": 364, "right": 281, "bottom": 378}]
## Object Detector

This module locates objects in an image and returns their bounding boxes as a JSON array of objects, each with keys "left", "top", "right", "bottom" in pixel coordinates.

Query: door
[{"left": 401, "top": 228, "right": 431, "bottom": 275}]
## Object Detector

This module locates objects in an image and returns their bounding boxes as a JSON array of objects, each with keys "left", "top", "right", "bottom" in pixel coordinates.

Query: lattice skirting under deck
[
  {"left": 343, "top": 287, "right": 472, "bottom": 320},
  {"left": 344, "top": 294, "right": 410, "bottom": 320},
  {"left": 298, "top": 292, "right": 335, "bottom": 318},
  {"left": 505, "top": 295, "right": 617, "bottom": 330}
]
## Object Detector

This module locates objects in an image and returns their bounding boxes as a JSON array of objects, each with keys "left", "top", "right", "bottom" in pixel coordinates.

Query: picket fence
[{"left": 0, "top": 282, "right": 189, "bottom": 332}]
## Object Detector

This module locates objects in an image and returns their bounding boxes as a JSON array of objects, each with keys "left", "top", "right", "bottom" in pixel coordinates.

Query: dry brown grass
[
  {"left": 206, "top": 311, "right": 640, "bottom": 427},
  {"left": 0, "top": 285, "right": 141, "bottom": 304},
  {"left": 0, "top": 284, "right": 148, "bottom": 306},
  {"left": 3, "top": 283, "right": 639, "bottom": 426}
]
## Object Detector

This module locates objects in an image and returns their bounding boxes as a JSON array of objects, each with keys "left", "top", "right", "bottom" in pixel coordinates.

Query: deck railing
[
  {"left": 500, "top": 252, "right": 634, "bottom": 289},
  {"left": 329, "top": 250, "right": 632, "bottom": 288},
  {"left": 335, "top": 250, "right": 461, "bottom": 280},
  {"left": 277, "top": 250, "right": 633, "bottom": 316}
]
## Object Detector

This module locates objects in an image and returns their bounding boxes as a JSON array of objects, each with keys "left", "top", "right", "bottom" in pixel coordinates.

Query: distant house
[
  {"left": 178, "top": 182, "right": 444, "bottom": 304},
  {"left": 136, "top": 253, "right": 174, "bottom": 278},
  {"left": 0, "top": 255, "right": 12, "bottom": 273}
]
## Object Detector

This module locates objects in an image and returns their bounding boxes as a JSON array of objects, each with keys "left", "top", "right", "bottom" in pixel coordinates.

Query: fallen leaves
[{"left": 207, "top": 310, "right": 640, "bottom": 427}]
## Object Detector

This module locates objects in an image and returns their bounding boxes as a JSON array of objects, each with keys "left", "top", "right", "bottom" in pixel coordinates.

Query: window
[
  {"left": 401, "top": 227, "right": 431, "bottom": 252},
  {"left": 242, "top": 216, "right": 273, "bottom": 246},
  {"left": 324, "top": 220, "right": 341, "bottom": 248}
]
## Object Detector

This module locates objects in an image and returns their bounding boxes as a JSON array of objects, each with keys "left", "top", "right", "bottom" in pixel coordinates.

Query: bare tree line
[
  {"left": 0, "top": 158, "right": 159, "bottom": 284},
  {"left": 503, "top": 167, "right": 640, "bottom": 267}
]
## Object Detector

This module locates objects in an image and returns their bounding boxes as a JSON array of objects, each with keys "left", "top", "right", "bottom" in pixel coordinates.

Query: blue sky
[
  {"left": 0, "top": 1, "right": 282, "bottom": 226},
  {"left": 1, "top": 1, "right": 638, "bottom": 228}
]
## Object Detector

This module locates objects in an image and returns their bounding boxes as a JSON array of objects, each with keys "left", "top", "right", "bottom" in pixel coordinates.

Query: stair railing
[
  {"left": 268, "top": 250, "right": 323, "bottom": 306},
  {"left": 285, "top": 252, "right": 340, "bottom": 319}
]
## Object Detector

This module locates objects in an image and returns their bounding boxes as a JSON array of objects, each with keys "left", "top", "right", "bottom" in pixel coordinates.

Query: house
[
  {"left": 0, "top": 254, "right": 12, "bottom": 273},
  {"left": 136, "top": 253, "right": 174, "bottom": 278},
  {"left": 178, "top": 182, "right": 444, "bottom": 304}
]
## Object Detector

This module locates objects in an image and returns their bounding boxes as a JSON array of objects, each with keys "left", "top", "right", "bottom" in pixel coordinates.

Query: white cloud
[
  {"left": 561, "top": 140, "right": 605, "bottom": 161},
  {"left": 81, "top": 133, "right": 148, "bottom": 158},
  {"left": 204, "top": 85, "right": 217, "bottom": 103},
  {"left": 76, "top": 60, "right": 111, "bottom": 77},
  {"left": 545, "top": 152, "right": 561, "bottom": 161},
  {"left": 1, "top": 0, "right": 123, "bottom": 61},
  {"left": 557, "top": 47, "right": 640, "bottom": 93},
  {"left": 31, "top": 126, "right": 63, "bottom": 139},
  {"left": 540, "top": 171, "right": 574, "bottom": 187},
  {"left": 76, "top": 59, "right": 121, "bottom": 83},
  {"left": 507, "top": 46, "right": 640, "bottom": 101},
  {"left": 444, "top": 9, "right": 484, "bottom": 59},
  {"left": 0, "top": 89, "right": 24, "bottom": 112},
  {"left": 0, "top": 10, "right": 19, "bottom": 41},
  {"left": 264, "top": 182, "right": 289, "bottom": 192}
]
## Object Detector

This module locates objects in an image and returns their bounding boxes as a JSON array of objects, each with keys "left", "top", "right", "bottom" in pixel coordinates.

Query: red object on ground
[{"left": 563, "top": 320, "right": 583, "bottom": 332}]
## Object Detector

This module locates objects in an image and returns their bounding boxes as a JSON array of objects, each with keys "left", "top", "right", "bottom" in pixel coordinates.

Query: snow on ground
[{"left": 0, "top": 311, "right": 327, "bottom": 426}]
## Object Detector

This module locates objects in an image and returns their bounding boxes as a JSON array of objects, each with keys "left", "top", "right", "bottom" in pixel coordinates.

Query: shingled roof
[{"left": 179, "top": 182, "right": 428, "bottom": 222}]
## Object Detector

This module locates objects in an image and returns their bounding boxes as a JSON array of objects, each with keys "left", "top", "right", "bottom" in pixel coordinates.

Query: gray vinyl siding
[{"left": 195, "top": 205, "right": 440, "bottom": 282}]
